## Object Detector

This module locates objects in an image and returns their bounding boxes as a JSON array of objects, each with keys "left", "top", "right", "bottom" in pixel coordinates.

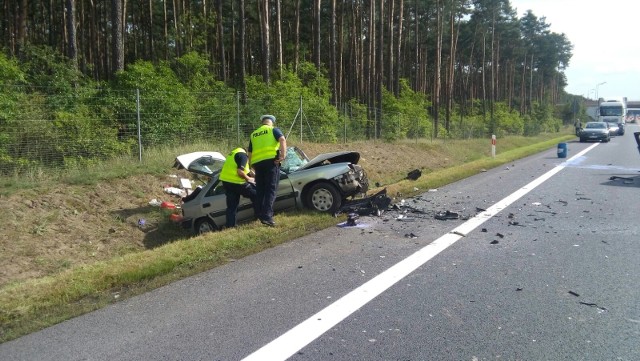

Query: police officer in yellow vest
[
  {"left": 248, "top": 115, "right": 286, "bottom": 227},
  {"left": 219, "top": 147, "right": 258, "bottom": 228}
]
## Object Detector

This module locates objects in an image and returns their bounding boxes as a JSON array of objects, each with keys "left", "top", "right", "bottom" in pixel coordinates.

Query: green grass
[{"left": 0, "top": 132, "right": 575, "bottom": 343}]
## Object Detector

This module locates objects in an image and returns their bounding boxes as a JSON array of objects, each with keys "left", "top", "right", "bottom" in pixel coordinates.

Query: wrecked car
[{"left": 173, "top": 146, "right": 369, "bottom": 234}]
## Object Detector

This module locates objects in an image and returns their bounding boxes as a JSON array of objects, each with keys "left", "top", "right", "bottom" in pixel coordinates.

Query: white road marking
[{"left": 242, "top": 143, "right": 599, "bottom": 361}]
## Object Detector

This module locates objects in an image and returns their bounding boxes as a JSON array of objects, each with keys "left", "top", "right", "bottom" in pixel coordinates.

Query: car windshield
[
  {"left": 585, "top": 122, "right": 605, "bottom": 129},
  {"left": 280, "top": 147, "right": 309, "bottom": 174}
]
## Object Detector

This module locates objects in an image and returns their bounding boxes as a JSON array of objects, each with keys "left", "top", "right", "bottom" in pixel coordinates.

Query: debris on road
[
  {"left": 609, "top": 175, "right": 633, "bottom": 182},
  {"left": 568, "top": 291, "right": 580, "bottom": 297},
  {"left": 434, "top": 210, "right": 459, "bottom": 220},
  {"left": 579, "top": 302, "right": 607, "bottom": 311},
  {"left": 337, "top": 188, "right": 392, "bottom": 217},
  {"left": 490, "top": 240, "right": 499, "bottom": 244}
]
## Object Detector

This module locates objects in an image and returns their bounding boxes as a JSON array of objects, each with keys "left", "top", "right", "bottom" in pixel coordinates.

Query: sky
[{"left": 509, "top": 0, "right": 640, "bottom": 100}]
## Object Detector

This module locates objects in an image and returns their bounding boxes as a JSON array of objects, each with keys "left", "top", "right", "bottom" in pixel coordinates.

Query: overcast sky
[{"left": 509, "top": 0, "right": 640, "bottom": 100}]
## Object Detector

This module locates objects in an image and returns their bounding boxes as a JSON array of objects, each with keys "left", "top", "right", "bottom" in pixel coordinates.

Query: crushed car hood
[{"left": 299, "top": 151, "right": 360, "bottom": 169}]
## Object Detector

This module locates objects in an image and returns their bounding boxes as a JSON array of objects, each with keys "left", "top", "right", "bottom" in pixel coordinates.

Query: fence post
[
  {"left": 137, "top": 89, "right": 142, "bottom": 162},
  {"left": 237, "top": 91, "right": 241, "bottom": 145}
]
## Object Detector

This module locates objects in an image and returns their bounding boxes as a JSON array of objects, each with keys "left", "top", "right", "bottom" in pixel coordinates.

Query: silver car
[{"left": 173, "top": 146, "right": 369, "bottom": 234}]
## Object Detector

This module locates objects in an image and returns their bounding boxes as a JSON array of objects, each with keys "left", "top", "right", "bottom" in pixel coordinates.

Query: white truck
[{"left": 598, "top": 97, "right": 627, "bottom": 135}]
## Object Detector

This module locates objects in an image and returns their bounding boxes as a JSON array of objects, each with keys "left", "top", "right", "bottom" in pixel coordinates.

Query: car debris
[
  {"left": 434, "top": 210, "right": 459, "bottom": 220},
  {"left": 406, "top": 169, "right": 422, "bottom": 180},
  {"left": 346, "top": 213, "right": 359, "bottom": 226},
  {"left": 337, "top": 188, "right": 392, "bottom": 216},
  {"left": 579, "top": 302, "right": 607, "bottom": 311}
]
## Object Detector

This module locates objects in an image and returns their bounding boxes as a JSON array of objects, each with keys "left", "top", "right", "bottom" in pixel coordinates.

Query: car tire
[
  {"left": 579, "top": 138, "right": 585, "bottom": 143},
  {"left": 304, "top": 182, "right": 342, "bottom": 213},
  {"left": 194, "top": 217, "right": 217, "bottom": 235}
]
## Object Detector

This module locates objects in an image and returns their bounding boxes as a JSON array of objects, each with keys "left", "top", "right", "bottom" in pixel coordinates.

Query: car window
[
  {"left": 189, "top": 155, "right": 223, "bottom": 176},
  {"left": 586, "top": 123, "right": 604, "bottom": 129}
]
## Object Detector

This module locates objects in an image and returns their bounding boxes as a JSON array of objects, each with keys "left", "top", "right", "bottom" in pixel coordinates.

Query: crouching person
[{"left": 220, "top": 147, "right": 258, "bottom": 228}]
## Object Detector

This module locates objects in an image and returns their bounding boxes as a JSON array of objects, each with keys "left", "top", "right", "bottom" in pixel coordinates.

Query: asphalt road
[{"left": 2, "top": 126, "right": 640, "bottom": 361}]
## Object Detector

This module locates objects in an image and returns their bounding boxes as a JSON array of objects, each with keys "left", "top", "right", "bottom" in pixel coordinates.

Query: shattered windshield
[{"left": 280, "top": 147, "right": 309, "bottom": 174}]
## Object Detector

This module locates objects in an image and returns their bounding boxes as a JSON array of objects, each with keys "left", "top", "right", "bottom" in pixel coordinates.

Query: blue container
[{"left": 557, "top": 143, "right": 568, "bottom": 158}]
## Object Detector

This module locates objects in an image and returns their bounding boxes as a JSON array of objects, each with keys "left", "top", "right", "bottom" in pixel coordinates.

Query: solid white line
[{"left": 241, "top": 142, "right": 599, "bottom": 361}]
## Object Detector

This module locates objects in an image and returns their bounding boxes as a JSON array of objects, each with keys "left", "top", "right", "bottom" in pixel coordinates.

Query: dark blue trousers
[
  {"left": 253, "top": 159, "right": 280, "bottom": 222},
  {"left": 223, "top": 181, "right": 258, "bottom": 227}
]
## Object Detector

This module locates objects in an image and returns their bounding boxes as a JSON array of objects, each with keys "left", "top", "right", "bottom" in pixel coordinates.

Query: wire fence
[{"left": 0, "top": 87, "right": 489, "bottom": 176}]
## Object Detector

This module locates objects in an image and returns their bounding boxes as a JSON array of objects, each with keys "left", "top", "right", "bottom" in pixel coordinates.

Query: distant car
[
  {"left": 579, "top": 122, "right": 610, "bottom": 143},
  {"left": 173, "top": 146, "right": 369, "bottom": 234},
  {"left": 603, "top": 120, "right": 620, "bottom": 136}
]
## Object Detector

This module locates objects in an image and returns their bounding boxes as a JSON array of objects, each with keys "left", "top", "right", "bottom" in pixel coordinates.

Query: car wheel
[
  {"left": 194, "top": 217, "right": 217, "bottom": 235},
  {"left": 305, "top": 182, "right": 342, "bottom": 213},
  {"left": 579, "top": 138, "right": 585, "bottom": 143}
]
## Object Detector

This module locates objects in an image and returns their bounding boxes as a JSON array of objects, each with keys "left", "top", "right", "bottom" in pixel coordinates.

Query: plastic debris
[
  {"left": 434, "top": 211, "right": 459, "bottom": 220},
  {"left": 406, "top": 169, "right": 422, "bottom": 180},
  {"left": 148, "top": 199, "right": 162, "bottom": 206},
  {"left": 346, "top": 213, "right": 359, "bottom": 226},
  {"left": 160, "top": 201, "right": 177, "bottom": 209}
]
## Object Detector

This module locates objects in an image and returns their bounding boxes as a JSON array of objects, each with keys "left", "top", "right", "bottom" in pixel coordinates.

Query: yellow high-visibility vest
[
  {"left": 220, "top": 148, "right": 249, "bottom": 184},
  {"left": 250, "top": 125, "right": 279, "bottom": 163}
]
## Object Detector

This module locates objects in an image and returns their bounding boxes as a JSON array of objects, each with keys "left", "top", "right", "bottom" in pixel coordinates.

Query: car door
[{"left": 274, "top": 172, "right": 296, "bottom": 211}]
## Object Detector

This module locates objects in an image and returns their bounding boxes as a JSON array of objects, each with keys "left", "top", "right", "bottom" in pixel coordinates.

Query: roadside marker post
[{"left": 491, "top": 135, "right": 496, "bottom": 158}]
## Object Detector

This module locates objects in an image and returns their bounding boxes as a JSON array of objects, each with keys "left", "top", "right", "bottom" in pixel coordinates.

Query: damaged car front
[{"left": 174, "top": 146, "right": 369, "bottom": 234}]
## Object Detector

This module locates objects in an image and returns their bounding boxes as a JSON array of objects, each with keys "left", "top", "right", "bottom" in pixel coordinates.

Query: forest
[{"left": 0, "top": 0, "right": 580, "bottom": 175}]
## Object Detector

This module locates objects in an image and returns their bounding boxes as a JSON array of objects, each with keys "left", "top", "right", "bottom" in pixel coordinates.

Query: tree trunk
[
  {"left": 275, "top": 0, "right": 283, "bottom": 78},
  {"left": 66, "top": 0, "right": 78, "bottom": 69},
  {"left": 330, "top": 0, "right": 337, "bottom": 105},
  {"left": 376, "top": 0, "right": 384, "bottom": 138},
  {"left": 216, "top": 0, "right": 226, "bottom": 81},
  {"left": 17, "top": 0, "right": 28, "bottom": 57},
  {"left": 238, "top": 0, "right": 247, "bottom": 100},
  {"left": 112, "top": 0, "right": 124, "bottom": 74},
  {"left": 259, "top": 0, "right": 270, "bottom": 84},
  {"left": 387, "top": 0, "right": 394, "bottom": 94},
  {"left": 148, "top": 0, "right": 155, "bottom": 62},
  {"left": 313, "top": 0, "right": 321, "bottom": 70},
  {"left": 433, "top": 0, "right": 442, "bottom": 138},
  {"left": 394, "top": 0, "right": 404, "bottom": 97},
  {"left": 294, "top": 0, "right": 300, "bottom": 72},
  {"left": 445, "top": 7, "right": 458, "bottom": 132},
  {"left": 172, "top": 0, "right": 180, "bottom": 57}
]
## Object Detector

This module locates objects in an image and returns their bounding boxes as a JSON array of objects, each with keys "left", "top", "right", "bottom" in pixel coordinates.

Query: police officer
[
  {"left": 248, "top": 115, "right": 286, "bottom": 227},
  {"left": 219, "top": 147, "right": 258, "bottom": 228}
]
